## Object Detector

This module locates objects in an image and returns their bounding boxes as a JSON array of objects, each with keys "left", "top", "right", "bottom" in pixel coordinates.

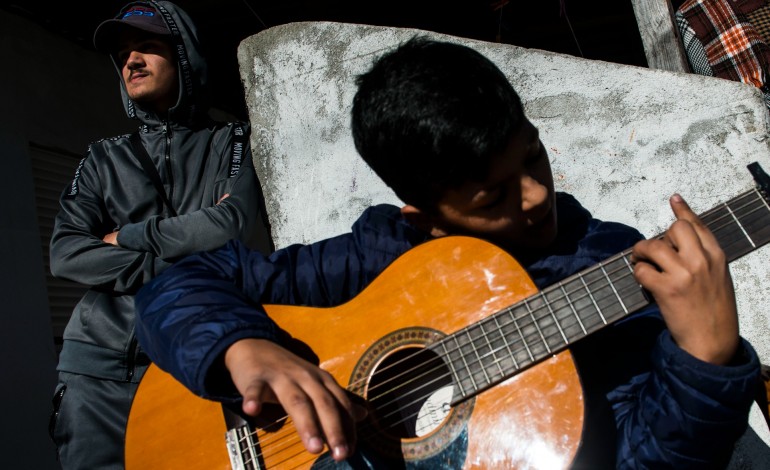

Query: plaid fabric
[
  {"left": 746, "top": 4, "right": 770, "bottom": 42},
  {"left": 679, "top": 0, "right": 770, "bottom": 91},
  {"left": 677, "top": 11, "right": 716, "bottom": 76}
]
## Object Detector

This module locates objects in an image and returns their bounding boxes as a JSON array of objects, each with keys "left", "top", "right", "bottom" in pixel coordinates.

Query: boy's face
[{"left": 417, "top": 119, "right": 557, "bottom": 254}]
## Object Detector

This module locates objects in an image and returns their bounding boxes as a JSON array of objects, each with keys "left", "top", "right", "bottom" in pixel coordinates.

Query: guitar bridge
[
  {"left": 226, "top": 426, "right": 260, "bottom": 470},
  {"left": 223, "top": 405, "right": 264, "bottom": 470}
]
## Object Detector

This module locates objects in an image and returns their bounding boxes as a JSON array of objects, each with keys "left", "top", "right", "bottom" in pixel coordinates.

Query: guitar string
[
  {"left": 236, "top": 191, "right": 768, "bottom": 468},
  {"left": 236, "top": 190, "right": 768, "bottom": 467}
]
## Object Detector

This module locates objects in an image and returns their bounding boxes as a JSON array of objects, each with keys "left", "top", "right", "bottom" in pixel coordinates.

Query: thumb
[{"left": 233, "top": 376, "right": 279, "bottom": 417}]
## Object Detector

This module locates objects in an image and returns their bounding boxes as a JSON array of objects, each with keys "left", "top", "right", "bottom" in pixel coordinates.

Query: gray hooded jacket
[{"left": 51, "top": 0, "right": 267, "bottom": 381}]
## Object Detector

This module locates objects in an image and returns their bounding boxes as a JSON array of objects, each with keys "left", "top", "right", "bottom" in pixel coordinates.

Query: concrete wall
[
  {"left": 239, "top": 21, "right": 770, "bottom": 464},
  {"left": 0, "top": 10, "right": 133, "bottom": 469}
]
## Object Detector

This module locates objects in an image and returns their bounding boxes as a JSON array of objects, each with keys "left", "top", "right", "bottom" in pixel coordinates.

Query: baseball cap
[{"left": 93, "top": 4, "right": 171, "bottom": 53}]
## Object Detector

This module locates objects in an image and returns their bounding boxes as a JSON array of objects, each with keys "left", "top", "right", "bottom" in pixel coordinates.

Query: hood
[{"left": 100, "top": 1, "right": 210, "bottom": 126}]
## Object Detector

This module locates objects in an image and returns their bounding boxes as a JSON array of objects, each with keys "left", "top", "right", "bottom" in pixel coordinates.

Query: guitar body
[{"left": 126, "top": 237, "right": 584, "bottom": 469}]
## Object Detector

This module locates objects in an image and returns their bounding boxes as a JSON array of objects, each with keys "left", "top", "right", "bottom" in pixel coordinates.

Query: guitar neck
[{"left": 436, "top": 180, "right": 770, "bottom": 404}]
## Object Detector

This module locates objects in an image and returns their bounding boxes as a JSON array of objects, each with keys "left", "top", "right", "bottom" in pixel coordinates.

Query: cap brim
[{"left": 93, "top": 19, "right": 170, "bottom": 53}]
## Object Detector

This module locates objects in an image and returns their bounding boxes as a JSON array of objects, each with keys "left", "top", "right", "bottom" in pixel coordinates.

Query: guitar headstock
[{"left": 748, "top": 162, "right": 770, "bottom": 196}]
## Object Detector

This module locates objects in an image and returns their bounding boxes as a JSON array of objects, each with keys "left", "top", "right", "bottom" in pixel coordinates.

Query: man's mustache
[{"left": 128, "top": 68, "right": 149, "bottom": 79}]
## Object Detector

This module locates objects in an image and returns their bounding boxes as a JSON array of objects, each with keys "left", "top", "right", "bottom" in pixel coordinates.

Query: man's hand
[
  {"left": 224, "top": 338, "right": 362, "bottom": 461},
  {"left": 103, "top": 231, "right": 119, "bottom": 246},
  {"left": 631, "top": 194, "right": 739, "bottom": 365}
]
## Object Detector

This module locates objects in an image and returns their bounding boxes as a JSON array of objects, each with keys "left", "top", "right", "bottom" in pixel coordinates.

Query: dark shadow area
[{"left": 3, "top": 0, "right": 648, "bottom": 120}]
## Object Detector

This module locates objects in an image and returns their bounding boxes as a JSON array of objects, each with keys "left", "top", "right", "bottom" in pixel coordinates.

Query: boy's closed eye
[{"left": 477, "top": 186, "right": 506, "bottom": 210}]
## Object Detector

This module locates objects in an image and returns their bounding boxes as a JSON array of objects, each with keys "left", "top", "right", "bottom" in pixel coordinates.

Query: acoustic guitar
[{"left": 125, "top": 163, "right": 770, "bottom": 469}]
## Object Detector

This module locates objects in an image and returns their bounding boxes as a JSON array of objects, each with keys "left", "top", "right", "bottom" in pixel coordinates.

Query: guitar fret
[
  {"left": 558, "top": 277, "right": 601, "bottom": 336},
  {"left": 465, "top": 328, "right": 492, "bottom": 388},
  {"left": 544, "top": 291, "right": 569, "bottom": 345},
  {"left": 731, "top": 197, "right": 770, "bottom": 246},
  {"left": 492, "top": 314, "right": 519, "bottom": 371},
  {"left": 703, "top": 191, "right": 770, "bottom": 261},
  {"left": 439, "top": 341, "right": 468, "bottom": 397},
  {"left": 560, "top": 284, "right": 587, "bottom": 335},
  {"left": 512, "top": 303, "right": 548, "bottom": 361},
  {"left": 619, "top": 255, "right": 650, "bottom": 312},
  {"left": 508, "top": 307, "right": 535, "bottom": 362},
  {"left": 524, "top": 296, "right": 551, "bottom": 354},
  {"left": 553, "top": 277, "right": 604, "bottom": 341},
  {"left": 579, "top": 274, "right": 607, "bottom": 325},
  {"left": 724, "top": 202, "right": 756, "bottom": 248},
  {"left": 459, "top": 317, "right": 513, "bottom": 390},
  {"left": 609, "top": 255, "right": 649, "bottom": 313},
  {"left": 477, "top": 318, "right": 512, "bottom": 381},
  {"left": 760, "top": 190, "right": 770, "bottom": 212},
  {"left": 541, "top": 286, "right": 580, "bottom": 344},
  {"left": 600, "top": 262, "right": 628, "bottom": 315},
  {"left": 491, "top": 308, "right": 531, "bottom": 370},
  {"left": 452, "top": 334, "right": 478, "bottom": 394},
  {"left": 575, "top": 261, "right": 630, "bottom": 324}
]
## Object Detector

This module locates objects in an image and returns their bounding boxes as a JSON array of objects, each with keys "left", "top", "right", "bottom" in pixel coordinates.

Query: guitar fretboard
[{"left": 433, "top": 188, "right": 770, "bottom": 403}]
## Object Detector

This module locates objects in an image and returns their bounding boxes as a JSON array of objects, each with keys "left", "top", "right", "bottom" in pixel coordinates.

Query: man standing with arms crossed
[{"left": 48, "top": 2, "right": 271, "bottom": 468}]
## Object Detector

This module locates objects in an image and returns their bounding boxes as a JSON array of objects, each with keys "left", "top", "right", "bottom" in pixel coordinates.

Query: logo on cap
[{"left": 122, "top": 7, "right": 157, "bottom": 19}]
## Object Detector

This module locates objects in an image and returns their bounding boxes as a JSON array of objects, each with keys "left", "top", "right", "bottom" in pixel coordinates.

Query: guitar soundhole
[
  {"left": 368, "top": 347, "right": 454, "bottom": 439},
  {"left": 351, "top": 327, "right": 473, "bottom": 461}
]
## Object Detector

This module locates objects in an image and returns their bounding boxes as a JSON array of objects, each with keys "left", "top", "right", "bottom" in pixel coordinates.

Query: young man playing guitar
[{"left": 135, "top": 38, "right": 763, "bottom": 468}]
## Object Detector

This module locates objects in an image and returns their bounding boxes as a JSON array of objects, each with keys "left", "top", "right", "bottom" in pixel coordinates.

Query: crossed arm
[
  {"left": 51, "top": 145, "right": 262, "bottom": 294},
  {"left": 102, "top": 193, "right": 231, "bottom": 246}
]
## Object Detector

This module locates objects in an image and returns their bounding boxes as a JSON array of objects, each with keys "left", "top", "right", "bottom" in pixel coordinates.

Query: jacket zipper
[{"left": 163, "top": 122, "right": 175, "bottom": 214}]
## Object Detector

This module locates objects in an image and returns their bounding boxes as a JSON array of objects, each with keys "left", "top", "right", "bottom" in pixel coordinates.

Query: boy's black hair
[{"left": 351, "top": 37, "right": 525, "bottom": 211}]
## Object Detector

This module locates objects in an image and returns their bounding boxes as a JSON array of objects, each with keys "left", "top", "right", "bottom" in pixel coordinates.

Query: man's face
[
  {"left": 117, "top": 32, "right": 178, "bottom": 113},
  {"left": 423, "top": 119, "right": 557, "bottom": 255}
]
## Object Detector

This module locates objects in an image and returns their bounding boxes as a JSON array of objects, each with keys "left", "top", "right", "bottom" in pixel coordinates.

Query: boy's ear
[{"left": 400, "top": 205, "right": 449, "bottom": 238}]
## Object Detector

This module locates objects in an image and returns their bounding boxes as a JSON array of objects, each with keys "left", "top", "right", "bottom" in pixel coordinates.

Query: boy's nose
[{"left": 520, "top": 174, "right": 548, "bottom": 213}]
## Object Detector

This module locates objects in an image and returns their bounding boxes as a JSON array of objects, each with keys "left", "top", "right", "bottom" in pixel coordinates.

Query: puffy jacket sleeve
[
  {"left": 610, "top": 320, "right": 761, "bottom": 468},
  {"left": 135, "top": 205, "right": 421, "bottom": 402},
  {"left": 135, "top": 237, "right": 371, "bottom": 401},
  {"left": 116, "top": 127, "right": 267, "bottom": 257},
  {"left": 50, "top": 148, "right": 171, "bottom": 294}
]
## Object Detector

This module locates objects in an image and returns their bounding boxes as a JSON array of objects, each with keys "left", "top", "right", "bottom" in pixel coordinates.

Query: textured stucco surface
[{"left": 239, "top": 21, "right": 770, "bottom": 456}]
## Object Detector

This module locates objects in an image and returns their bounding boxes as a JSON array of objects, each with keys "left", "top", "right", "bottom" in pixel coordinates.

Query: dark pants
[{"left": 50, "top": 366, "right": 148, "bottom": 469}]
